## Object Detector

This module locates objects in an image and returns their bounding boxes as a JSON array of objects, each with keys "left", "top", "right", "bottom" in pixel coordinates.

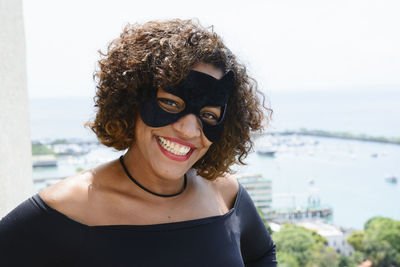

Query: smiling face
[
  {"left": 140, "top": 64, "right": 234, "bottom": 142},
  {"left": 130, "top": 63, "right": 225, "bottom": 180}
]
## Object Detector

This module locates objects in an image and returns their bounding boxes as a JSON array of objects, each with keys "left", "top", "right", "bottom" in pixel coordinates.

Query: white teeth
[{"left": 157, "top": 137, "right": 191, "bottom": 156}]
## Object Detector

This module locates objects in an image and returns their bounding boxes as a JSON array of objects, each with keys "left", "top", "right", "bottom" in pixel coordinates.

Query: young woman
[{"left": 0, "top": 19, "right": 276, "bottom": 266}]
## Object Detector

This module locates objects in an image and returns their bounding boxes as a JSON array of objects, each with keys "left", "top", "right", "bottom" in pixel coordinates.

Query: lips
[{"left": 156, "top": 136, "right": 195, "bottom": 162}]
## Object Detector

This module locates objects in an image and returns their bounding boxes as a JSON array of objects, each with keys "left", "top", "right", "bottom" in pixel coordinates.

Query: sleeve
[
  {"left": 237, "top": 185, "right": 277, "bottom": 267},
  {"left": 0, "top": 195, "right": 86, "bottom": 266}
]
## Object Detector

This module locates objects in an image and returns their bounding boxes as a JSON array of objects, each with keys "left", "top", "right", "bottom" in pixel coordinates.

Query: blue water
[
  {"left": 29, "top": 97, "right": 95, "bottom": 140},
  {"left": 30, "top": 88, "right": 400, "bottom": 139},
  {"left": 236, "top": 135, "right": 400, "bottom": 229},
  {"left": 267, "top": 88, "right": 400, "bottom": 137},
  {"left": 29, "top": 89, "right": 400, "bottom": 229}
]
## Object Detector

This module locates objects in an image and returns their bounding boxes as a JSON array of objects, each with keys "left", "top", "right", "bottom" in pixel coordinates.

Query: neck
[{"left": 121, "top": 150, "right": 187, "bottom": 197}]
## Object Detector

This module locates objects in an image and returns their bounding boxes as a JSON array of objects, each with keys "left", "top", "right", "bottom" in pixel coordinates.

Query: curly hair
[{"left": 89, "top": 19, "right": 271, "bottom": 180}]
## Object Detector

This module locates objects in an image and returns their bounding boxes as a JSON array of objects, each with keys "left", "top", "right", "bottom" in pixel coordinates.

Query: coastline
[{"left": 258, "top": 129, "right": 400, "bottom": 146}]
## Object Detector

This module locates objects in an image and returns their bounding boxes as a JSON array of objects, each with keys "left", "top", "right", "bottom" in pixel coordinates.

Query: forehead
[{"left": 190, "top": 63, "right": 223, "bottom": 80}]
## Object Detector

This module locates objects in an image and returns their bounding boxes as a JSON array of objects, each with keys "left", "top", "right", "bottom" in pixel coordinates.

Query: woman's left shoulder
[{"left": 210, "top": 174, "right": 240, "bottom": 210}]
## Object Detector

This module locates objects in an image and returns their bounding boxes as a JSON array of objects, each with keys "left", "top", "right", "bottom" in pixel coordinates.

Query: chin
[
  {"left": 153, "top": 154, "right": 199, "bottom": 180},
  {"left": 154, "top": 164, "right": 190, "bottom": 180}
]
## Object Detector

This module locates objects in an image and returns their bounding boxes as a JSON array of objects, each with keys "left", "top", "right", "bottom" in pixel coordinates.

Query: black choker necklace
[{"left": 119, "top": 155, "right": 187, "bottom": 198}]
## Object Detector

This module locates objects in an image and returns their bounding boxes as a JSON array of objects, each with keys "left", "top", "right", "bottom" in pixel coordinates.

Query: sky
[{"left": 23, "top": 0, "right": 400, "bottom": 98}]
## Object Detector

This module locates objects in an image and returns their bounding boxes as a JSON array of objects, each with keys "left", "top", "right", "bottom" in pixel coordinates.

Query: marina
[
  {"left": 29, "top": 89, "right": 400, "bottom": 230},
  {"left": 32, "top": 133, "right": 400, "bottom": 229}
]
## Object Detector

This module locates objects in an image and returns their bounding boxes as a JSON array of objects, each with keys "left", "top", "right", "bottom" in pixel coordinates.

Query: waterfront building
[
  {"left": 271, "top": 206, "right": 333, "bottom": 223},
  {"left": 270, "top": 220, "right": 355, "bottom": 256},
  {"left": 269, "top": 188, "right": 333, "bottom": 224},
  {"left": 296, "top": 220, "right": 355, "bottom": 256},
  {"left": 236, "top": 173, "right": 273, "bottom": 218}
]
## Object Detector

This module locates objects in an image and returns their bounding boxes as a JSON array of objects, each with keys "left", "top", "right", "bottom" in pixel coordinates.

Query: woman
[{"left": 0, "top": 19, "right": 276, "bottom": 266}]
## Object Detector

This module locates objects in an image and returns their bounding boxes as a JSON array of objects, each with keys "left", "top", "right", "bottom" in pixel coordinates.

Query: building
[
  {"left": 236, "top": 173, "right": 273, "bottom": 218},
  {"left": 268, "top": 188, "right": 333, "bottom": 224},
  {"left": 296, "top": 220, "right": 355, "bottom": 256}
]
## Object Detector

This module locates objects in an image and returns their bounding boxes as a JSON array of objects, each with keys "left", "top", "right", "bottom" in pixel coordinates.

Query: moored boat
[{"left": 385, "top": 175, "right": 398, "bottom": 184}]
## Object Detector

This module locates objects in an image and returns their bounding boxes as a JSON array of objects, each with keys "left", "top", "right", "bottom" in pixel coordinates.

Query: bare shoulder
[
  {"left": 38, "top": 159, "right": 123, "bottom": 222},
  {"left": 210, "top": 174, "right": 239, "bottom": 210},
  {"left": 39, "top": 169, "right": 94, "bottom": 214}
]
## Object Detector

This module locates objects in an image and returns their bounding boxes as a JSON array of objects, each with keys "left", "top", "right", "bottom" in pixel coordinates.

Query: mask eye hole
[
  {"left": 157, "top": 88, "right": 185, "bottom": 114},
  {"left": 157, "top": 98, "right": 185, "bottom": 114},
  {"left": 200, "top": 107, "right": 221, "bottom": 126}
]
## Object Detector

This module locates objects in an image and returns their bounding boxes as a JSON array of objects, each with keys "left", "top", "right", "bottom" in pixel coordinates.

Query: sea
[{"left": 30, "top": 88, "right": 400, "bottom": 229}]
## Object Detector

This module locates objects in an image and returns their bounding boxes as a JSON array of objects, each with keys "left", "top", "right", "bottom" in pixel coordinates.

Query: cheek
[
  {"left": 201, "top": 137, "right": 213, "bottom": 151},
  {"left": 134, "top": 117, "right": 156, "bottom": 142}
]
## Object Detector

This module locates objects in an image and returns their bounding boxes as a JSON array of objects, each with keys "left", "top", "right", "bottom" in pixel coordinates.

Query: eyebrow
[{"left": 157, "top": 90, "right": 184, "bottom": 100}]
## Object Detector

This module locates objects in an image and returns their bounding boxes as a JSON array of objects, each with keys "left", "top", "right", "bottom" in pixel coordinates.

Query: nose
[{"left": 172, "top": 114, "right": 202, "bottom": 139}]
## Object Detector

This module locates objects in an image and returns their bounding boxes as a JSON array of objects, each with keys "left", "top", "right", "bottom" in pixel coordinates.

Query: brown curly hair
[{"left": 89, "top": 19, "right": 271, "bottom": 180}]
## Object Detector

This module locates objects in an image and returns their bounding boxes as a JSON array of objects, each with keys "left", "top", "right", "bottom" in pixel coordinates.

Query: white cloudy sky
[{"left": 23, "top": 0, "right": 400, "bottom": 98}]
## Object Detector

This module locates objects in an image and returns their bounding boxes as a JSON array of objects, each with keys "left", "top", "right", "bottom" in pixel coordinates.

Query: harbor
[{"left": 32, "top": 132, "right": 400, "bottom": 230}]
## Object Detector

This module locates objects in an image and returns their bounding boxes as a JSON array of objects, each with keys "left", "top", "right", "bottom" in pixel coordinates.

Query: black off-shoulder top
[{"left": 0, "top": 183, "right": 276, "bottom": 267}]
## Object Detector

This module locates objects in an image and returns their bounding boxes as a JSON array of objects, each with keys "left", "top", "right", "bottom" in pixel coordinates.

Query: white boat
[
  {"left": 32, "top": 155, "right": 57, "bottom": 167},
  {"left": 385, "top": 175, "right": 398, "bottom": 184},
  {"left": 257, "top": 147, "right": 277, "bottom": 157},
  {"left": 52, "top": 143, "right": 89, "bottom": 155}
]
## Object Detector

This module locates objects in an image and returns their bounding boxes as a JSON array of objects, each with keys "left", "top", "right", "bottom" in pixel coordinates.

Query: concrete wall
[{"left": 0, "top": 0, "right": 33, "bottom": 217}]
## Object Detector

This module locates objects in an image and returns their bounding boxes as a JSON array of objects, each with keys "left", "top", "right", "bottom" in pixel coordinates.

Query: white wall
[{"left": 0, "top": 0, "right": 33, "bottom": 217}]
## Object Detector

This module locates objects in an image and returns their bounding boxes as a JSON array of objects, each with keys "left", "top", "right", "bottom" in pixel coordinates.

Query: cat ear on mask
[
  {"left": 209, "top": 70, "right": 234, "bottom": 104},
  {"left": 217, "top": 70, "right": 235, "bottom": 95}
]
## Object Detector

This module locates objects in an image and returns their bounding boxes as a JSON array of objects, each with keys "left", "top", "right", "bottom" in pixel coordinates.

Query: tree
[
  {"left": 311, "top": 245, "right": 340, "bottom": 267},
  {"left": 363, "top": 240, "right": 400, "bottom": 267},
  {"left": 349, "top": 251, "right": 367, "bottom": 267},
  {"left": 310, "top": 230, "right": 328, "bottom": 246},
  {"left": 347, "top": 216, "right": 400, "bottom": 267},
  {"left": 272, "top": 224, "right": 316, "bottom": 266},
  {"left": 338, "top": 254, "right": 357, "bottom": 267},
  {"left": 276, "top": 252, "right": 299, "bottom": 267},
  {"left": 364, "top": 217, "right": 400, "bottom": 253},
  {"left": 347, "top": 231, "right": 365, "bottom": 251},
  {"left": 31, "top": 142, "right": 55, "bottom": 155}
]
